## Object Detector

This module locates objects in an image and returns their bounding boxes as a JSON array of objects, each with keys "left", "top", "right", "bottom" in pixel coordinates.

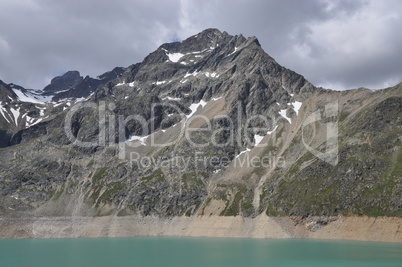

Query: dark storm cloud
[
  {"left": 0, "top": 0, "right": 182, "bottom": 88},
  {"left": 0, "top": 0, "right": 401, "bottom": 90}
]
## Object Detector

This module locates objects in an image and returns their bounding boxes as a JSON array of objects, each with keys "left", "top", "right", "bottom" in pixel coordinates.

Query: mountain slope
[{"left": 0, "top": 28, "right": 400, "bottom": 228}]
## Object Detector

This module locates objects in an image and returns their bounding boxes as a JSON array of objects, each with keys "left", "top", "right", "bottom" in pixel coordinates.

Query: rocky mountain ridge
[
  {"left": 0, "top": 65, "right": 125, "bottom": 148},
  {"left": 0, "top": 29, "right": 401, "bottom": 223}
]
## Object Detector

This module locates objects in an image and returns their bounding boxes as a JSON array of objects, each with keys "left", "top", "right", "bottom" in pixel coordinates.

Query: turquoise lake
[{"left": 0, "top": 237, "right": 401, "bottom": 266}]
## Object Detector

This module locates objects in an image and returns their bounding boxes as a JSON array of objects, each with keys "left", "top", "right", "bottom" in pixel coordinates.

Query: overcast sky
[{"left": 0, "top": 0, "right": 401, "bottom": 90}]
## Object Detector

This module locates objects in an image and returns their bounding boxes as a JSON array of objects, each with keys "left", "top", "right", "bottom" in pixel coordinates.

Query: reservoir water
[{"left": 0, "top": 237, "right": 401, "bottom": 266}]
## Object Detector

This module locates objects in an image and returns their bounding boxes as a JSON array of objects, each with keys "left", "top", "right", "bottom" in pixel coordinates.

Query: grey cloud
[
  {"left": 0, "top": 0, "right": 401, "bottom": 90},
  {"left": 0, "top": 0, "right": 181, "bottom": 88},
  {"left": 176, "top": 0, "right": 380, "bottom": 89}
]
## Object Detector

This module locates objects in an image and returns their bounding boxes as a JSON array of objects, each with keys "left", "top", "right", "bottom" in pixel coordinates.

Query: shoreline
[{"left": 0, "top": 215, "right": 401, "bottom": 243}]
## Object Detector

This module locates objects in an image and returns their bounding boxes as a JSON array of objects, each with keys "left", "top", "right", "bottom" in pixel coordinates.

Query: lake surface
[{"left": 0, "top": 237, "right": 401, "bottom": 266}]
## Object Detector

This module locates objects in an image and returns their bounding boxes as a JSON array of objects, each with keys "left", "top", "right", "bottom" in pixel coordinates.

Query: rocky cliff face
[{"left": 0, "top": 29, "right": 401, "bottom": 220}]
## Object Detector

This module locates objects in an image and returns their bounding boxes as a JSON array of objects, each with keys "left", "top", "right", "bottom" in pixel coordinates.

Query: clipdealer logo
[{"left": 63, "top": 99, "right": 339, "bottom": 170}]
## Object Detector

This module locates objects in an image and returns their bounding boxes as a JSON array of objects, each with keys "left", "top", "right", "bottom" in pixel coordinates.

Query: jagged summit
[
  {"left": 43, "top": 70, "right": 82, "bottom": 93},
  {"left": 0, "top": 28, "right": 315, "bottom": 146},
  {"left": 104, "top": 28, "right": 314, "bottom": 134}
]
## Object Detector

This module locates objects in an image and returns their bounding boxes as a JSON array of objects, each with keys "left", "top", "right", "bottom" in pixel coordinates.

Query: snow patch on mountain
[
  {"left": 187, "top": 100, "right": 208, "bottom": 118},
  {"left": 166, "top": 52, "right": 185, "bottom": 63},
  {"left": 254, "top": 135, "right": 264, "bottom": 146},
  {"left": 162, "top": 96, "right": 181, "bottom": 101},
  {"left": 126, "top": 135, "right": 149, "bottom": 146},
  {"left": 9, "top": 107, "right": 20, "bottom": 126},
  {"left": 184, "top": 70, "right": 200, "bottom": 78},
  {"left": 205, "top": 72, "right": 219, "bottom": 78},
  {"left": 12, "top": 89, "right": 51, "bottom": 104},
  {"left": 292, "top": 101, "right": 302, "bottom": 115},
  {"left": 29, "top": 118, "right": 43, "bottom": 127},
  {"left": 235, "top": 148, "right": 251, "bottom": 159},
  {"left": 153, "top": 81, "right": 166, "bottom": 85},
  {"left": 267, "top": 125, "right": 278, "bottom": 135},
  {"left": 0, "top": 103, "right": 11, "bottom": 124},
  {"left": 279, "top": 109, "right": 291, "bottom": 124},
  {"left": 226, "top": 47, "right": 239, "bottom": 57}
]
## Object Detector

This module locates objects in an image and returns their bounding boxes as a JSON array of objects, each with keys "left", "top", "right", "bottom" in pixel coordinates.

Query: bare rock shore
[{"left": 0, "top": 215, "right": 401, "bottom": 243}]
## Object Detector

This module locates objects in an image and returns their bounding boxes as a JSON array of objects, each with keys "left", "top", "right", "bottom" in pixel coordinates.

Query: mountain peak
[
  {"left": 195, "top": 28, "right": 223, "bottom": 37},
  {"left": 43, "top": 70, "right": 83, "bottom": 93}
]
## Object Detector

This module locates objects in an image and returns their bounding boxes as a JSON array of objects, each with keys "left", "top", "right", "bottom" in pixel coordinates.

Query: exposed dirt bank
[{"left": 0, "top": 215, "right": 401, "bottom": 243}]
